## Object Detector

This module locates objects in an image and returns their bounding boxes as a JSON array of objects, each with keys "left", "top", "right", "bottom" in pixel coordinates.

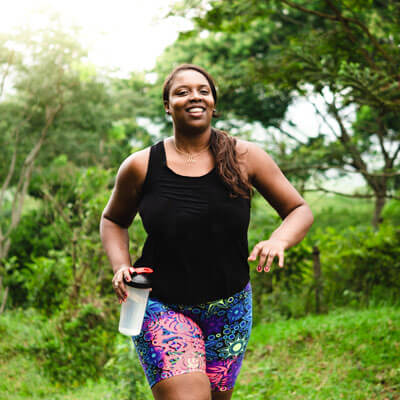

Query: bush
[
  {"left": 104, "top": 335, "right": 152, "bottom": 400},
  {"left": 41, "top": 303, "right": 117, "bottom": 385},
  {"left": 249, "top": 219, "right": 400, "bottom": 323},
  {"left": 13, "top": 250, "right": 73, "bottom": 314},
  {"left": 320, "top": 223, "right": 400, "bottom": 307}
]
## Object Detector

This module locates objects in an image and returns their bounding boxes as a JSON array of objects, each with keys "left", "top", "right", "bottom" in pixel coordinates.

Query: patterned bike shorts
[{"left": 132, "top": 281, "right": 252, "bottom": 392}]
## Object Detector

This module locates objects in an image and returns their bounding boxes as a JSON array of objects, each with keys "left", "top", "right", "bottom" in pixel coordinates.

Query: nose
[{"left": 188, "top": 89, "right": 202, "bottom": 101}]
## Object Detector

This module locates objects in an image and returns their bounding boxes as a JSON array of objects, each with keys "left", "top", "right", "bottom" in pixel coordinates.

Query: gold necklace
[{"left": 173, "top": 139, "right": 210, "bottom": 164}]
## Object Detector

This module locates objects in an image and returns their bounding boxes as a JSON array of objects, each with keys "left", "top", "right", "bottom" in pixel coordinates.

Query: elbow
[
  {"left": 100, "top": 212, "right": 130, "bottom": 230},
  {"left": 304, "top": 202, "right": 314, "bottom": 229}
]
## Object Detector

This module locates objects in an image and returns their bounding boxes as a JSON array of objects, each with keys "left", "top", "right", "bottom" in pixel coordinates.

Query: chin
[{"left": 176, "top": 121, "right": 212, "bottom": 134}]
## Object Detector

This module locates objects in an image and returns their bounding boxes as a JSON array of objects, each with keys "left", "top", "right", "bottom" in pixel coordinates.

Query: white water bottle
[{"left": 118, "top": 267, "right": 153, "bottom": 336}]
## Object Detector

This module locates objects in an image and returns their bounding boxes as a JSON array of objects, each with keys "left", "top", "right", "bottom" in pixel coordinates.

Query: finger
[
  {"left": 264, "top": 251, "right": 276, "bottom": 272},
  {"left": 248, "top": 244, "right": 262, "bottom": 262},
  {"left": 278, "top": 250, "right": 284, "bottom": 268},
  {"left": 258, "top": 248, "right": 270, "bottom": 272},
  {"left": 123, "top": 269, "right": 132, "bottom": 283},
  {"left": 113, "top": 281, "right": 124, "bottom": 301},
  {"left": 119, "top": 281, "right": 127, "bottom": 301},
  {"left": 113, "top": 276, "right": 127, "bottom": 302}
]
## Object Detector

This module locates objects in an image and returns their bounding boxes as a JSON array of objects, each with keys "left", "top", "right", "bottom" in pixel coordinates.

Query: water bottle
[{"left": 118, "top": 267, "right": 153, "bottom": 336}]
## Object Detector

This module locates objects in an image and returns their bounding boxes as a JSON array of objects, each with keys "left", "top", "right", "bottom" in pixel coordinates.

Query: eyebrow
[{"left": 174, "top": 84, "right": 210, "bottom": 90}]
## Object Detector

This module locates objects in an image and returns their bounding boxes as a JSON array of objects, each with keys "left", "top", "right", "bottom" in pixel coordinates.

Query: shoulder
[
  {"left": 115, "top": 146, "right": 151, "bottom": 190},
  {"left": 234, "top": 139, "right": 276, "bottom": 183}
]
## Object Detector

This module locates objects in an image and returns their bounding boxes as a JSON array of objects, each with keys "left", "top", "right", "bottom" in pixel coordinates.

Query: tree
[
  {"left": 167, "top": 0, "right": 400, "bottom": 226},
  {"left": 0, "top": 16, "right": 126, "bottom": 310}
]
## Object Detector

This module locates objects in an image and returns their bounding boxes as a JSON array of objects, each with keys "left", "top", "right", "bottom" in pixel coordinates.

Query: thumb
[{"left": 248, "top": 245, "right": 260, "bottom": 261}]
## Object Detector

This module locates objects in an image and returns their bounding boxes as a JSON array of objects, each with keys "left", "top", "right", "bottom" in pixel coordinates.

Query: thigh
[
  {"left": 133, "top": 298, "right": 207, "bottom": 389},
  {"left": 185, "top": 282, "right": 253, "bottom": 393}
]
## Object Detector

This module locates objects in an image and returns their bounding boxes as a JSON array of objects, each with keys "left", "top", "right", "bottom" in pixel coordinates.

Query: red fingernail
[
  {"left": 264, "top": 266, "right": 270, "bottom": 272},
  {"left": 257, "top": 266, "right": 262, "bottom": 272}
]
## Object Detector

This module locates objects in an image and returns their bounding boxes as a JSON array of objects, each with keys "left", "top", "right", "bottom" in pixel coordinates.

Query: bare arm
[
  {"left": 99, "top": 149, "right": 149, "bottom": 301},
  {"left": 245, "top": 141, "right": 314, "bottom": 271}
]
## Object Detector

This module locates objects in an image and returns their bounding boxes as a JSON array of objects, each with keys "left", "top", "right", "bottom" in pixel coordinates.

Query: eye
[
  {"left": 176, "top": 90, "right": 188, "bottom": 96},
  {"left": 200, "top": 89, "right": 210, "bottom": 94}
]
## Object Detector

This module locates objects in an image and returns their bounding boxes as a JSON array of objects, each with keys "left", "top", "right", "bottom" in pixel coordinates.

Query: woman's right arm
[{"left": 99, "top": 149, "right": 149, "bottom": 301}]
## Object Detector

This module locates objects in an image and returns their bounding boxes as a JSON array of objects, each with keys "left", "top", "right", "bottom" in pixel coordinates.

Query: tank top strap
[{"left": 142, "top": 140, "right": 165, "bottom": 191}]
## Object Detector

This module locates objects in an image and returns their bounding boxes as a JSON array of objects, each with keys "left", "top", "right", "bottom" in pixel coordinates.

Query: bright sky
[{"left": 1, "top": 0, "right": 192, "bottom": 75}]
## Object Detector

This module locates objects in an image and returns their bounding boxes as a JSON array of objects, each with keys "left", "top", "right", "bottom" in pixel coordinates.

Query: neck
[{"left": 173, "top": 127, "right": 212, "bottom": 153}]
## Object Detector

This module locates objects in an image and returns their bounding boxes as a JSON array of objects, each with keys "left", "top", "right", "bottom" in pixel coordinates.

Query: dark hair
[{"left": 162, "top": 64, "right": 252, "bottom": 199}]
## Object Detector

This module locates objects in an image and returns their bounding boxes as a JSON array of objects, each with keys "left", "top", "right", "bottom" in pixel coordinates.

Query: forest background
[{"left": 1, "top": 1, "right": 399, "bottom": 399}]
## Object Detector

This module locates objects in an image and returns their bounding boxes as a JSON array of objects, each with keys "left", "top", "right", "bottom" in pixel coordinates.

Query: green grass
[
  {"left": 304, "top": 191, "right": 374, "bottom": 233},
  {"left": 236, "top": 307, "right": 400, "bottom": 399},
  {"left": 249, "top": 190, "right": 375, "bottom": 237},
  {"left": 1, "top": 307, "right": 399, "bottom": 399}
]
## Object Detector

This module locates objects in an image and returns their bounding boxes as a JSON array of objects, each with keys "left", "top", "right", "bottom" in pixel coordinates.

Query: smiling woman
[{"left": 100, "top": 64, "right": 314, "bottom": 400}]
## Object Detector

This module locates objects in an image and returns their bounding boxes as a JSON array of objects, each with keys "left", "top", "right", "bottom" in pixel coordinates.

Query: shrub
[{"left": 41, "top": 303, "right": 117, "bottom": 385}]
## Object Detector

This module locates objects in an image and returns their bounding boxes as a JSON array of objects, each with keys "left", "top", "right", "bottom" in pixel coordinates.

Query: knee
[{"left": 152, "top": 372, "right": 211, "bottom": 400}]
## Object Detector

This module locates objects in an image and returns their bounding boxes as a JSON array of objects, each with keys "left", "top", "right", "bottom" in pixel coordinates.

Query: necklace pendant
[{"left": 186, "top": 154, "right": 195, "bottom": 164}]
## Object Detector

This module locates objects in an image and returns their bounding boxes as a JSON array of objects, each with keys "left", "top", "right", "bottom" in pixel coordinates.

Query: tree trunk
[
  {"left": 313, "top": 245, "right": 322, "bottom": 314},
  {"left": 372, "top": 195, "right": 386, "bottom": 229}
]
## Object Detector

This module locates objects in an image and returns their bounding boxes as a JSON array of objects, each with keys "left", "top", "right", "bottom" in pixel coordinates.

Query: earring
[{"left": 166, "top": 110, "right": 171, "bottom": 115}]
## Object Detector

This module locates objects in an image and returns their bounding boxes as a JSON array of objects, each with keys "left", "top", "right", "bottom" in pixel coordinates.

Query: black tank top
[{"left": 133, "top": 140, "right": 251, "bottom": 304}]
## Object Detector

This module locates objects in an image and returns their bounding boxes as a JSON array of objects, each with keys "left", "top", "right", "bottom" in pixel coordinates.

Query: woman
[{"left": 100, "top": 64, "right": 313, "bottom": 400}]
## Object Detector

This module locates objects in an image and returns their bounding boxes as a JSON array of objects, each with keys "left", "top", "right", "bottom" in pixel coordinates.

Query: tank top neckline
[{"left": 161, "top": 139, "right": 216, "bottom": 179}]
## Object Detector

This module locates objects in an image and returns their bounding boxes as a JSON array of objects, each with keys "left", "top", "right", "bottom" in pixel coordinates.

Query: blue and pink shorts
[{"left": 132, "top": 281, "right": 252, "bottom": 392}]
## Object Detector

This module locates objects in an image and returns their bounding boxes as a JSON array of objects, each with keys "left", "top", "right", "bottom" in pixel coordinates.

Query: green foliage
[
  {"left": 17, "top": 251, "right": 73, "bottom": 314},
  {"left": 166, "top": 0, "right": 400, "bottom": 222},
  {"left": 248, "top": 190, "right": 399, "bottom": 323},
  {"left": 320, "top": 223, "right": 400, "bottom": 307},
  {"left": 3, "top": 161, "right": 115, "bottom": 310},
  {"left": 382, "top": 197, "right": 400, "bottom": 225},
  {"left": 104, "top": 336, "right": 152, "bottom": 400},
  {"left": 41, "top": 304, "right": 117, "bottom": 385}
]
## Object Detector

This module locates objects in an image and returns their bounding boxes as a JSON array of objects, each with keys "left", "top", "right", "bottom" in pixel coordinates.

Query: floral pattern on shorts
[{"left": 133, "top": 282, "right": 252, "bottom": 391}]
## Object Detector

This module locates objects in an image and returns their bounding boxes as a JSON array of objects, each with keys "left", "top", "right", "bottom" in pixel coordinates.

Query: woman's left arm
[{"left": 245, "top": 141, "right": 314, "bottom": 272}]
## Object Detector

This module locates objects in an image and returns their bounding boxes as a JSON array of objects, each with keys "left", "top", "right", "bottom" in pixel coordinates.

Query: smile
[{"left": 186, "top": 107, "right": 205, "bottom": 113}]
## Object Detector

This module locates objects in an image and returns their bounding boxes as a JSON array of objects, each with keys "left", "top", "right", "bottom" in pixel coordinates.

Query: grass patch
[
  {"left": 1, "top": 307, "right": 399, "bottom": 399},
  {"left": 236, "top": 307, "right": 400, "bottom": 399}
]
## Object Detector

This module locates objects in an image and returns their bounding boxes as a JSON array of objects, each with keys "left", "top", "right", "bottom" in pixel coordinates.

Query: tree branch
[
  {"left": 376, "top": 113, "right": 390, "bottom": 167},
  {"left": 310, "top": 96, "right": 339, "bottom": 139},
  {"left": 325, "top": 0, "right": 395, "bottom": 66},
  {"left": 327, "top": 97, "right": 377, "bottom": 189},
  {"left": 280, "top": 0, "right": 338, "bottom": 20},
  {"left": 281, "top": 0, "right": 394, "bottom": 67},
  {"left": 391, "top": 143, "right": 400, "bottom": 166},
  {"left": 6, "top": 105, "right": 62, "bottom": 242},
  {"left": 305, "top": 186, "right": 374, "bottom": 199},
  {"left": 274, "top": 124, "right": 307, "bottom": 145}
]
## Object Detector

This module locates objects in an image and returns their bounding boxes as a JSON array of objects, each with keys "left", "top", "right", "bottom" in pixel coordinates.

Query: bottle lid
[{"left": 125, "top": 267, "right": 153, "bottom": 289}]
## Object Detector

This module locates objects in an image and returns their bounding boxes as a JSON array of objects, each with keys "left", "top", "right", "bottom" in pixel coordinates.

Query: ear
[{"left": 164, "top": 101, "right": 170, "bottom": 114}]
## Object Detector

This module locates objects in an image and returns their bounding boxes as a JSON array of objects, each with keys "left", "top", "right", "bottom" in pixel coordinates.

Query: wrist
[
  {"left": 113, "top": 264, "right": 132, "bottom": 274},
  {"left": 270, "top": 237, "right": 290, "bottom": 249}
]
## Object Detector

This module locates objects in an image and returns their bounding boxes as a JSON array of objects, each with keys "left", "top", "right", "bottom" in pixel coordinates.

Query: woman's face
[{"left": 165, "top": 69, "right": 215, "bottom": 132}]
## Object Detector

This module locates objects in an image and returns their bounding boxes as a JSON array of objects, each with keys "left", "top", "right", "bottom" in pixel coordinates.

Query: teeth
[{"left": 187, "top": 107, "right": 204, "bottom": 112}]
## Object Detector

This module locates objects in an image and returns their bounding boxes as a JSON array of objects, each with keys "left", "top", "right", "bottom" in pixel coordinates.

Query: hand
[
  {"left": 112, "top": 266, "right": 134, "bottom": 304},
  {"left": 248, "top": 238, "right": 288, "bottom": 272}
]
